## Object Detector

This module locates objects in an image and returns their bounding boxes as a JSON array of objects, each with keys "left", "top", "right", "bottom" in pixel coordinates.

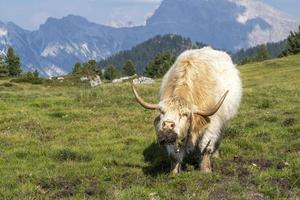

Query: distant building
[{"left": 133, "top": 76, "right": 154, "bottom": 84}]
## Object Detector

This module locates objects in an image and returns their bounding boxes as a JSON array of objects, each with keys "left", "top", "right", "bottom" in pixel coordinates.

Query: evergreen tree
[
  {"left": 280, "top": 25, "right": 300, "bottom": 56},
  {"left": 72, "top": 62, "right": 83, "bottom": 74},
  {"left": 145, "top": 52, "right": 175, "bottom": 78},
  {"left": 232, "top": 40, "right": 287, "bottom": 64},
  {"left": 254, "top": 44, "right": 270, "bottom": 62},
  {"left": 123, "top": 60, "right": 136, "bottom": 76},
  {"left": 33, "top": 69, "right": 39, "bottom": 78},
  {"left": 104, "top": 65, "right": 119, "bottom": 80},
  {"left": 6, "top": 47, "right": 22, "bottom": 77},
  {"left": 0, "top": 54, "right": 8, "bottom": 77},
  {"left": 82, "top": 60, "right": 98, "bottom": 76},
  {"left": 240, "top": 57, "right": 254, "bottom": 65}
]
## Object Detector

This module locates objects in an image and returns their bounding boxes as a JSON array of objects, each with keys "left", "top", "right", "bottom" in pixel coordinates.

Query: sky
[{"left": 0, "top": 0, "right": 299, "bottom": 30}]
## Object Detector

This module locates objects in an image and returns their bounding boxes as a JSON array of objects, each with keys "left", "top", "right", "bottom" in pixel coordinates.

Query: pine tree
[
  {"left": 33, "top": 70, "right": 39, "bottom": 78},
  {"left": 82, "top": 60, "right": 98, "bottom": 76},
  {"left": 104, "top": 65, "right": 119, "bottom": 80},
  {"left": 145, "top": 52, "right": 175, "bottom": 78},
  {"left": 123, "top": 60, "right": 136, "bottom": 76},
  {"left": 0, "top": 54, "right": 8, "bottom": 77},
  {"left": 72, "top": 62, "right": 83, "bottom": 74},
  {"left": 255, "top": 44, "right": 270, "bottom": 62},
  {"left": 280, "top": 25, "right": 300, "bottom": 56},
  {"left": 6, "top": 47, "right": 22, "bottom": 77},
  {"left": 87, "top": 60, "right": 97, "bottom": 72}
]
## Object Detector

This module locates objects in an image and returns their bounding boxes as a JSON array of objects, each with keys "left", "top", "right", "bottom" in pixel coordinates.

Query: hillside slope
[{"left": 0, "top": 55, "right": 299, "bottom": 199}]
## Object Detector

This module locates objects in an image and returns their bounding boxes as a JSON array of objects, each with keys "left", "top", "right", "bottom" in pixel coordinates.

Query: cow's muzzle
[{"left": 157, "top": 132, "right": 178, "bottom": 145}]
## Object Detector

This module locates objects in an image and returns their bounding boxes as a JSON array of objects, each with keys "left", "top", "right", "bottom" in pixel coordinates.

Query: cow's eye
[
  {"left": 181, "top": 113, "right": 189, "bottom": 117},
  {"left": 159, "top": 108, "right": 165, "bottom": 115}
]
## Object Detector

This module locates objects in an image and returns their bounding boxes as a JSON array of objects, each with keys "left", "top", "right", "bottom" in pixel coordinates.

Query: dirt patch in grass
[
  {"left": 54, "top": 188, "right": 76, "bottom": 199},
  {"left": 219, "top": 161, "right": 235, "bottom": 176},
  {"left": 85, "top": 186, "right": 98, "bottom": 196},
  {"left": 232, "top": 155, "right": 246, "bottom": 164},
  {"left": 219, "top": 155, "right": 297, "bottom": 198},
  {"left": 276, "top": 162, "right": 287, "bottom": 170},
  {"left": 38, "top": 177, "right": 81, "bottom": 198},
  {"left": 176, "top": 182, "right": 188, "bottom": 194},
  {"left": 113, "top": 171, "right": 146, "bottom": 190},
  {"left": 281, "top": 117, "right": 295, "bottom": 127},
  {"left": 209, "top": 188, "right": 232, "bottom": 200},
  {"left": 270, "top": 177, "right": 298, "bottom": 198},
  {"left": 249, "top": 159, "right": 274, "bottom": 170},
  {"left": 84, "top": 176, "right": 99, "bottom": 197},
  {"left": 231, "top": 155, "right": 274, "bottom": 170},
  {"left": 272, "top": 177, "right": 291, "bottom": 191},
  {"left": 285, "top": 146, "right": 300, "bottom": 153},
  {"left": 119, "top": 172, "right": 132, "bottom": 189},
  {"left": 218, "top": 156, "right": 252, "bottom": 184},
  {"left": 237, "top": 167, "right": 250, "bottom": 182},
  {"left": 244, "top": 191, "right": 268, "bottom": 200},
  {"left": 219, "top": 155, "right": 287, "bottom": 178}
]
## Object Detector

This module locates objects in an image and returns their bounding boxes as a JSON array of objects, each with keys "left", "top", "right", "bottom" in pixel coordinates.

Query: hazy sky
[{"left": 0, "top": 0, "right": 299, "bottom": 30}]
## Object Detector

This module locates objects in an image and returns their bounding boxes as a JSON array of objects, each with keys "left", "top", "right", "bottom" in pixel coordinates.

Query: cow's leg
[
  {"left": 166, "top": 145, "right": 185, "bottom": 174},
  {"left": 200, "top": 148, "right": 219, "bottom": 172},
  {"left": 170, "top": 158, "right": 181, "bottom": 174},
  {"left": 200, "top": 150, "right": 212, "bottom": 172},
  {"left": 198, "top": 118, "right": 224, "bottom": 173}
]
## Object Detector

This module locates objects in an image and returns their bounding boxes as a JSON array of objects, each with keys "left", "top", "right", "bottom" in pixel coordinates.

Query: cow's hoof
[
  {"left": 200, "top": 161, "right": 212, "bottom": 173},
  {"left": 212, "top": 150, "right": 220, "bottom": 159},
  {"left": 201, "top": 167, "right": 212, "bottom": 173},
  {"left": 171, "top": 168, "right": 181, "bottom": 175},
  {"left": 171, "top": 163, "right": 181, "bottom": 174}
]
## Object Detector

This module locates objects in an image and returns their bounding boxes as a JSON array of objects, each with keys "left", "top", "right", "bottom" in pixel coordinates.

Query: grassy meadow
[{"left": 0, "top": 55, "right": 299, "bottom": 199}]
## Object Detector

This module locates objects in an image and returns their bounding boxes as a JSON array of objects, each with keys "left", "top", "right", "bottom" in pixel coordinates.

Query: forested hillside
[
  {"left": 98, "top": 34, "right": 206, "bottom": 74},
  {"left": 232, "top": 40, "right": 287, "bottom": 64}
]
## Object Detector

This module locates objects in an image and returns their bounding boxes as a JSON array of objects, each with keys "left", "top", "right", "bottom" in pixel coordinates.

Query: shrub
[{"left": 11, "top": 72, "right": 44, "bottom": 84}]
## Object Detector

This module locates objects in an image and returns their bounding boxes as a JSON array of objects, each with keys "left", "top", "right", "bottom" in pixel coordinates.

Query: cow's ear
[
  {"left": 204, "top": 116, "right": 210, "bottom": 124},
  {"left": 191, "top": 114, "right": 210, "bottom": 133}
]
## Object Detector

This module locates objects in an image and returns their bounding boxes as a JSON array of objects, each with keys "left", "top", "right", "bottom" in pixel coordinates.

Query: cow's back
[{"left": 160, "top": 47, "right": 242, "bottom": 122}]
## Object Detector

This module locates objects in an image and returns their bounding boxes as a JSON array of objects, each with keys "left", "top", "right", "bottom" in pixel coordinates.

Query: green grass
[{"left": 0, "top": 55, "right": 299, "bottom": 199}]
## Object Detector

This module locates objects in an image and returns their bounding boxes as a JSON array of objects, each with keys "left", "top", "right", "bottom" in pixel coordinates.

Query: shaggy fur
[{"left": 157, "top": 47, "right": 242, "bottom": 172}]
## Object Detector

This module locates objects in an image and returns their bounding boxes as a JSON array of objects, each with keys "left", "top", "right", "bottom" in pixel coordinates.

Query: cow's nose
[{"left": 162, "top": 121, "right": 175, "bottom": 130}]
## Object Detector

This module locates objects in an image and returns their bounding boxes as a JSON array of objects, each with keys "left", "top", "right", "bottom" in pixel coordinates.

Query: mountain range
[{"left": 0, "top": 0, "right": 299, "bottom": 76}]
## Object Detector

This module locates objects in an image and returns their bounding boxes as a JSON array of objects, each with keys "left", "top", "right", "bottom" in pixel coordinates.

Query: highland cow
[{"left": 132, "top": 47, "right": 242, "bottom": 173}]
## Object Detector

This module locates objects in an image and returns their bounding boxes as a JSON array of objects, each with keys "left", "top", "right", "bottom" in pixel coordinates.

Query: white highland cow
[{"left": 132, "top": 47, "right": 242, "bottom": 173}]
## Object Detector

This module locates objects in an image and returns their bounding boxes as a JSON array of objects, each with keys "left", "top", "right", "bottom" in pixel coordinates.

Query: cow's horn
[
  {"left": 131, "top": 82, "right": 159, "bottom": 110},
  {"left": 194, "top": 90, "right": 229, "bottom": 117}
]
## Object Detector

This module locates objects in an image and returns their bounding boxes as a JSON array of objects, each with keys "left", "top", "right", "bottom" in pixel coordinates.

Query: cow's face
[
  {"left": 154, "top": 98, "right": 192, "bottom": 146},
  {"left": 131, "top": 83, "right": 229, "bottom": 147}
]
